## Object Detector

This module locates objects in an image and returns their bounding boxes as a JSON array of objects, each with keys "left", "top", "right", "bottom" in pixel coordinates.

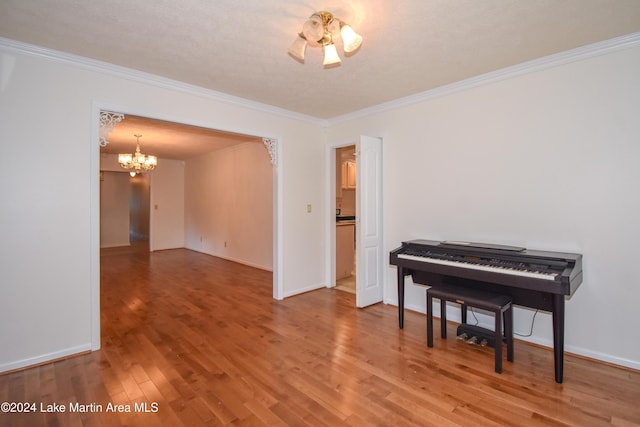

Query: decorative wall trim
[
  {"left": 327, "top": 32, "right": 640, "bottom": 125},
  {"left": 98, "top": 110, "right": 124, "bottom": 147},
  {"left": 1, "top": 32, "right": 639, "bottom": 126},
  {"left": 0, "top": 37, "right": 326, "bottom": 127},
  {"left": 262, "top": 138, "right": 277, "bottom": 166}
]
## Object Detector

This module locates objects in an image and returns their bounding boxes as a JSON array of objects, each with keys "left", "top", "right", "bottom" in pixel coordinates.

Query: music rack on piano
[{"left": 390, "top": 239, "right": 583, "bottom": 383}]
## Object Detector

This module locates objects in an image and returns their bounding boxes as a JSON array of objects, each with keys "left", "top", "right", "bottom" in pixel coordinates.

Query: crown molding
[
  {"left": 2, "top": 33, "right": 639, "bottom": 128},
  {"left": 328, "top": 32, "right": 640, "bottom": 125},
  {"left": 0, "top": 37, "right": 327, "bottom": 127}
]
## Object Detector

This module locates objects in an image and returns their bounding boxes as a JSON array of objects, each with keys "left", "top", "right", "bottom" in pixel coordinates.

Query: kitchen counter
[{"left": 336, "top": 215, "right": 356, "bottom": 226}]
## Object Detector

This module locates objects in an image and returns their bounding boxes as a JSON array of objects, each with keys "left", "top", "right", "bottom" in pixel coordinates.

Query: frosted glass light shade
[
  {"left": 118, "top": 153, "right": 132, "bottom": 165},
  {"left": 145, "top": 155, "right": 158, "bottom": 167},
  {"left": 302, "top": 14, "right": 324, "bottom": 47},
  {"left": 288, "top": 35, "right": 307, "bottom": 61},
  {"left": 323, "top": 43, "right": 341, "bottom": 65},
  {"left": 340, "top": 25, "right": 362, "bottom": 53}
]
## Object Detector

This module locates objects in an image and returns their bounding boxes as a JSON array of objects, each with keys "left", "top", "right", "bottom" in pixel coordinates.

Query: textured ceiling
[{"left": 2, "top": 0, "right": 640, "bottom": 120}]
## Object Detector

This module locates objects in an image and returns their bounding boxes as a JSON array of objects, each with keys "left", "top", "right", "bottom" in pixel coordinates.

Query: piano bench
[{"left": 426, "top": 284, "right": 514, "bottom": 374}]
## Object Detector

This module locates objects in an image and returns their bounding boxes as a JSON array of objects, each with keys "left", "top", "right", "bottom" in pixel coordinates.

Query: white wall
[
  {"left": 328, "top": 45, "right": 640, "bottom": 369},
  {"left": 185, "top": 142, "right": 273, "bottom": 270},
  {"left": 0, "top": 40, "right": 326, "bottom": 372},
  {"left": 99, "top": 171, "right": 131, "bottom": 248}
]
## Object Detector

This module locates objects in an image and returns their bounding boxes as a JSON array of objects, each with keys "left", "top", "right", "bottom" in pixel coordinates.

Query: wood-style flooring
[{"left": 1, "top": 246, "right": 639, "bottom": 426}]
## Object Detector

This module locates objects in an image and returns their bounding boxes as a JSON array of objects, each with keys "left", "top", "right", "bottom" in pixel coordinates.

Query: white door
[{"left": 356, "top": 136, "right": 383, "bottom": 307}]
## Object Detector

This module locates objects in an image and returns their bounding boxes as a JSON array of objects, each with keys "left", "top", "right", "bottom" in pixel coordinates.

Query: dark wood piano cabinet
[{"left": 389, "top": 239, "right": 583, "bottom": 383}]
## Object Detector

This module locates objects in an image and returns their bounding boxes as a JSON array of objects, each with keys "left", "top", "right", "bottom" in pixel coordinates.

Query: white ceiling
[{"left": 2, "top": 0, "right": 640, "bottom": 158}]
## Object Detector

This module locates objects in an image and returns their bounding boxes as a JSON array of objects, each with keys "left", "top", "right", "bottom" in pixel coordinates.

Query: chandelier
[
  {"left": 118, "top": 134, "right": 157, "bottom": 176},
  {"left": 288, "top": 11, "right": 362, "bottom": 66}
]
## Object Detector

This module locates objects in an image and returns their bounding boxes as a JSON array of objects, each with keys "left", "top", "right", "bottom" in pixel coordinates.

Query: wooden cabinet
[
  {"left": 342, "top": 160, "right": 356, "bottom": 189},
  {"left": 336, "top": 145, "right": 356, "bottom": 215},
  {"left": 336, "top": 223, "right": 355, "bottom": 280}
]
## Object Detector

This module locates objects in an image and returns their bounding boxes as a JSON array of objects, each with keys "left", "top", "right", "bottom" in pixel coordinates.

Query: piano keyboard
[{"left": 396, "top": 253, "right": 559, "bottom": 281}]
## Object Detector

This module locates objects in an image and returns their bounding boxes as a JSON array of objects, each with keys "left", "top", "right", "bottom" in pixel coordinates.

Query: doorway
[
  {"left": 335, "top": 145, "right": 357, "bottom": 294},
  {"left": 91, "top": 105, "right": 282, "bottom": 351},
  {"left": 329, "top": 136, "right": 384, "bottom": 308},
  {"left": 129, "top": 173, "right": 150, "bottom": 251}
]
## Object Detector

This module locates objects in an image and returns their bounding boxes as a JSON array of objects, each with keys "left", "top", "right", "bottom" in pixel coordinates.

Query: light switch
[{"left": 307, "top": 204, "right": 312, "bottom": 213}]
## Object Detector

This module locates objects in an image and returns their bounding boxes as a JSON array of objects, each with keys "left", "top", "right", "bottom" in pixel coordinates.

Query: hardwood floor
[{"left": 1, "top": 247, "right": 639, "bottom": 426}]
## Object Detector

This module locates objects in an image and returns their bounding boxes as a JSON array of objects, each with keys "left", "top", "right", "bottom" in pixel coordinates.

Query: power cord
[
  {"left": 514, "top": 309, "right": 538, "bottom": 337},
  {"left": 467, "top": 307, "right": 539, "bottom": 337}
]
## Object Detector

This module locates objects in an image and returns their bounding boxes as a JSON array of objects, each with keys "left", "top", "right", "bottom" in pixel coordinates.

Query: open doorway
[
  {"left": 99, "top": 171, "right": 131, "bottom": 249},
  {"left": 129, "top": 173, "right": 150, "bottom": 251},
  {"left": 92, "top": 107, "right": 282, "bottom": 350},
  {"left": 329, "top": 136, "right": 383, "bottom": 308},
  {"left": 99, "top": 171, "right": 149, "bottom": 252},
  {"left": 335, "top": 145, "right": 357, "bottom": 294}
]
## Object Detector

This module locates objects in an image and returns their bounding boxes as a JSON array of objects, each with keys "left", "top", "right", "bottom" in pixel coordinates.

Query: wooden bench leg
[
  {"left": 426, "top": 287, "right": 514, "bottom": 374},
  {"left": 494, "top": 308, "right": 503, "bottom": 373},
  {"left": 426, "top": 291, "right": 434, "bottom": 347}
]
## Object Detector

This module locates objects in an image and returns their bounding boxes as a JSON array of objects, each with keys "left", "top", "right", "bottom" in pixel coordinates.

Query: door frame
[
  {"left": 326, "top": 141, "right": 354, "bottom": 288},
  {"left": 90, "top": 101, "right": 283, "bottom": 350},
  {"left": 326, "top": 137, "right": 384, "bottom": 305}
]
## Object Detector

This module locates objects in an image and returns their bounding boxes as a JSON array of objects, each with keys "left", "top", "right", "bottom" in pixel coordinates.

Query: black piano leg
[
  {"left": 440, "top": 298, "right": 447, "bottom": 339},
  {"left": 553, "top": 294, "right": 565, "bottom": 383},
  {"left": 427, "top": 292, "right": 434, "bottom": 347},
  {"left": 397, "top": 268, "right": 405, "bottom": 329}
]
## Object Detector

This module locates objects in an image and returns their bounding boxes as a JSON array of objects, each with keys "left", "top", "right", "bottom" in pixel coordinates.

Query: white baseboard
[
  {"left": 283, "top": 283, "right": 327, "bottom": 298},
  {"left": 392, "top": 300, "right": 640, "bottom": 372},
  {"left": 185, "top": 247, "right": 272, "bottom": 272},
  {"left": 0, "top": 344, "right": 92, "bottom": 374}
]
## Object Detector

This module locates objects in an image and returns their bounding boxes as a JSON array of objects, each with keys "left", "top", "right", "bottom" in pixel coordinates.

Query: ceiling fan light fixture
[{"left": 290, "top": 11, "right": 362, "bottom": 67}]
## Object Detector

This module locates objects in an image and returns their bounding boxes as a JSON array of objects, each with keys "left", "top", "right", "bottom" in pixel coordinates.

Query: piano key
[{"left": 396, "top": 253, "right": 559, "bottom": 280}]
